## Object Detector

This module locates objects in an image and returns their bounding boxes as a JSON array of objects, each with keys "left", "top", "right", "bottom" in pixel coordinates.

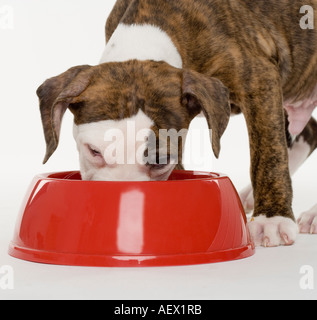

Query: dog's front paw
[
  {"left": 297, "top": 205, "right": 317, "bottom": 234},
  {"left": 248, "top": 215, "right": 298, "bottom": 247}
]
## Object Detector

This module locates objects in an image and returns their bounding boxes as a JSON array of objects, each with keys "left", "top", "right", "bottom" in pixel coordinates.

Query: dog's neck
[{"left": 100, "top": 24, "right": 183, "bottom": 69}]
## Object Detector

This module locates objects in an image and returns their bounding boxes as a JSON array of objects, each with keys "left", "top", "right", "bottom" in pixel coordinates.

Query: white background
[{"left": 0, "top": 0, "right": 316, "bottom": 300}]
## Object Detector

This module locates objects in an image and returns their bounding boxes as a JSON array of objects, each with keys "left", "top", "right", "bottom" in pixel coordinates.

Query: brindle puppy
[{"left": 37, "top": 0, "right": 317, "bottom": 247}]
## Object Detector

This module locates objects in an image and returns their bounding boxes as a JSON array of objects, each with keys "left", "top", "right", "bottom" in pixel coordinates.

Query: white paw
[
  {"left": 239, "top": 185, "right": 254, "bottom": 213},
  {"left": 248, "top": 215, "right": 299, "bottom": 247},
  {"left": 297, "top": 204, "right": 317, "bottom": 234}
]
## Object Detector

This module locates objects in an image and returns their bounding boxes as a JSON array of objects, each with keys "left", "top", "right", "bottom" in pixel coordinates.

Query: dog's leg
[
  {"left": 295, "top": 117, "right": 317, "bottom": 234},
  {"left": 239, "top": 185, "right": 254, "bottom": 214},
  {"left": 240, "top": 117, "right": 317, "bottom": 212},
  {"left": 239, "top": 61, "right": 298, "bottom": 247},
  {"left": 241, "top": 117, "right": 317, "bottom": 236},
  {"left": 288, "top": 117, "right": 317, "bottom": 175},
  {"left": 240, "top": 134, "right": 308, "bottom": 213}
]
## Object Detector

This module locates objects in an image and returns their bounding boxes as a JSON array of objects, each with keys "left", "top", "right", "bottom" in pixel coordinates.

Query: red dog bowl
[{"left": 9, "top": 171, "right": 254, "bottom": 267}]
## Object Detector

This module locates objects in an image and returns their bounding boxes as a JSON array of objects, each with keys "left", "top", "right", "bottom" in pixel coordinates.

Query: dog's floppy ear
[
  {"left": 182, "top": 70, "right": 230, "bottom": 158},
  {"left": 37, "top": 65, "right": 93, "bottom": 164}
]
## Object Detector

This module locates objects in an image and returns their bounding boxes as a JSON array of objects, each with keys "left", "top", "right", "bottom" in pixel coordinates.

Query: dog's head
[{"left": 37, "top": 61, "right": 230, "bottom": 181}]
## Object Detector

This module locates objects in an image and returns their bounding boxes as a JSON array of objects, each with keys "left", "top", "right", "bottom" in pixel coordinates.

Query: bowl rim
[{"left": 35, "top": 170, "right": 229, "bottom": 184}]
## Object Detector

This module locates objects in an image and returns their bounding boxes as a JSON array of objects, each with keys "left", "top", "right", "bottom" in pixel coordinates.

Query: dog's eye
[{"left": 87, "top": 145, "right": 102, "bottom": 157}]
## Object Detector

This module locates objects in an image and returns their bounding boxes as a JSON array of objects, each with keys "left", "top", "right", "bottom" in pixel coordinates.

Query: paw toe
[
  {"left": 248, "top": 215, "right": 298, "bottom": 247},
  {"left": 297, "top": 206, "right": 317, "bottom": 234}
]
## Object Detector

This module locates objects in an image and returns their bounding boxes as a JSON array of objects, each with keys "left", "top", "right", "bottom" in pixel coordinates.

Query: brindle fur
[{"left": 38, "top": 0, "right": 317, "bottom": 222}]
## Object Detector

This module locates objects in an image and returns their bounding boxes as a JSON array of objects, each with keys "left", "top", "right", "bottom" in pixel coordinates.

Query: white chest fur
[{"left": 100, "top": 23, "right": 183, "bottom": 69}]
